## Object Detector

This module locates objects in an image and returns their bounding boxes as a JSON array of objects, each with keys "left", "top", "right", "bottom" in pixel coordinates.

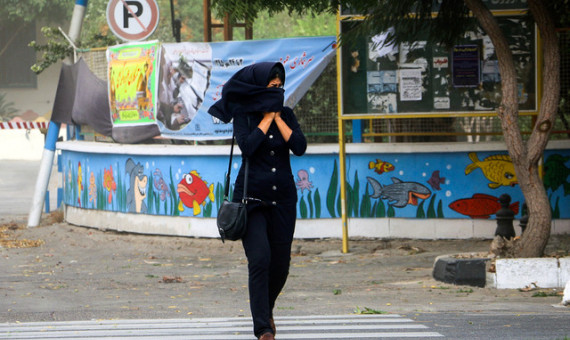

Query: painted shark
[{"left": 367, "top": 176, "right": 432, "bottom": 208}]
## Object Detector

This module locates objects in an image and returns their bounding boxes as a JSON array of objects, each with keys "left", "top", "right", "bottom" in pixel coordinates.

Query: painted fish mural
[
  {"left": 543, "top": 154, "right": 570, "bottom": 195},
  {"left": 449, "top": 193, "right": 520, "bottom": 219},
  {"left": 153, "top": 168, "right": 170, "bottom": 201},
  {"left": 103, "top": 166, "right": 117, "bottom": 204},
  {"left": 465, "top": 152, "right": 517, "bottom": 189},
  {"left": 427, "top": 170, "right": 446, "bottom": 190},
  {"left": 296, "top": 169, "right": 314, "bottom": 193},
  {"left": 88, "top": 172, "right": 96, "bottom": 204},
  {"left": 126, "top": 158, "right": 148, "bottom": 213},
  {"left": 368, "top": 159, "right": 395, "bottom": 175},
  {"left": 177, "top": 170, "right": 215, "bottom": 216},
  {"left": 77, "top": 162, "right": 83, "bottom": 207},
  {"left": 367, "top": 176, "right": 431, "bottom": 208}
]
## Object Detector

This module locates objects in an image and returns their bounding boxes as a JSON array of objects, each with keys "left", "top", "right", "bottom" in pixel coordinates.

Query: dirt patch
[{"left": 1, "top": 213, "right": 567, "bottom": 323}]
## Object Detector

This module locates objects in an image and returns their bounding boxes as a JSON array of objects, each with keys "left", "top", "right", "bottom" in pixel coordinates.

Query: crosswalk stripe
[{"left": 0, "top": 314, "right": 443, "bottom": 339}]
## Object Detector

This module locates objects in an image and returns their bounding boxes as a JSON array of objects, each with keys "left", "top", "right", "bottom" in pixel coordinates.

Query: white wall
[
  {"left": 0, "top": 129, "right": 46, "bottom": 160},
  {"left": 4, "top": 61, "right": 61, "bottom": 119}
]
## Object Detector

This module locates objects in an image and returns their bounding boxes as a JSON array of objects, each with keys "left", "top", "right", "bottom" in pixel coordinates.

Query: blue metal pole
[
  {"left": 28, "top": 0, "right": 88, "bottom": 227},
  {"left": 352, "top": 119, "right": 363, "bottom": 143}
]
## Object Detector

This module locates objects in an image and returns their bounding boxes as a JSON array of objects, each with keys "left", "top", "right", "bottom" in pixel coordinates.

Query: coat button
[
  {"left": 269, "top": 134, "right": 274, "bottom": 139},
  {"left": 272, "top": 185, "right": 277, "bottom": 190},
  {"left": 272, "top": 201, "right": 277, "bottom": 206},
  {"left": 270, "top": 150, "right": 275, "bottom": 156},
  {"left": 271, "top": 168, "right": 276, "bottom": 173}
]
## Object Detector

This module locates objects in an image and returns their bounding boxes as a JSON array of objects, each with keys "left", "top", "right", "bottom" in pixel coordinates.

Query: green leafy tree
[
  {"left": 212, "top": 0, "right": 565, "bottom": 258},
  {"left": 23, "top": 0, "right": 335, "bottom": 73},
  {"left": 0, "top": 0, "right": 69, "bottom": 25}
]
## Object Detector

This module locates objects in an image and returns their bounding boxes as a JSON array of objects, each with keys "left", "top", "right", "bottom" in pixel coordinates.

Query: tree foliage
[
  {"left": 211, "top": 0, "right": 335, "bottom": 23},
  {"left": 0, "top": 0, "right": 70, "bottom": 63},
  {"left": 0, "top": 0, "right": 69, "bottom": 23},
  {"left": 19, "top": 0, "right": 335, "bottom": 73}
]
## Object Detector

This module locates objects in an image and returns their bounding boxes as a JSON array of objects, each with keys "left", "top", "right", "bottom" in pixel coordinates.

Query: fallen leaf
[
  {"left": 519, "top": 282, "right": 539, "bottom": 292},
  {"left": 161, "top": 276, "right": 184, "bottom": 283}
]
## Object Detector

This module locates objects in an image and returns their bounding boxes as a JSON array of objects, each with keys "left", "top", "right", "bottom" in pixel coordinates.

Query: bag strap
[
  {"left": 222, "top": 133, "right": 235, "bottom": 200},
  {"left": 223, "top": 116, "right": 250, "bottom": 203}
]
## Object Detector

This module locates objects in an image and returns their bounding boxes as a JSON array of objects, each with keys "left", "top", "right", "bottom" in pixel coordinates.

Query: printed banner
[
  {"left": 107, "top": 36, "right": 336, "bottom": 140},
  {"left": 107, "top": 41, "right": 160, "bottom": 127},
  {"left": 157, "top": 36, "right": 336, "bottom": 140},
  {"left": 156, "top": 43, "right": 213, "bottom": 132}
]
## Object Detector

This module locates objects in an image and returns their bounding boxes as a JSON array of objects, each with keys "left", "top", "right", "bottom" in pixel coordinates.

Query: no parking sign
[{"left": 107, "top": 0, "right": 160, "bottom": 41}]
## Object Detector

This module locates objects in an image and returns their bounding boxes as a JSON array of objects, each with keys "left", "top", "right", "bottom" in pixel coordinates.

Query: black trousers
[{"left": 241, "top": 203, "right": 296, "bottom": 338}]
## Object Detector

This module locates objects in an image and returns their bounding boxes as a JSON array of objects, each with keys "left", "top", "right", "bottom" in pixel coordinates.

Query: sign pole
[{"left": 336, "top": 9, "right": 350, "bottom": 254}]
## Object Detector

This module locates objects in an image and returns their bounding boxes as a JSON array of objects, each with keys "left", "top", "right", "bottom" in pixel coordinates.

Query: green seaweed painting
[
  {"left": 296, "top": 168, "right": 319, "bottom": 219},
  {"left": 314, "top": 189, "right": 321, "bottom": 218},
  {"left": 327, "top": 159, "right": 339, "bottom": 218},
  {"left": 360, "top": 183, "right": 372, "bottom": 217},
  {"left": 298, "top": 185, "right": 319, "bottom": 219},
  {"left": 417, "top": 201, "right": 426, "bottom": 218},
  {"left": 116, "top": 165, "right": 126, "bottom": 213},
  {"left": 299, "top": 195, "right": 308, "bottom": 218},
  {"left": 168, "top": 167, "right": 180, "bottom": 216}
]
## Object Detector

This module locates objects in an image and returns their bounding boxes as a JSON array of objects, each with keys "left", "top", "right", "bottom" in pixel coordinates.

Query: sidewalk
[
  {"left": 1, "top": 212, "right": 568, "bottom": 324},
  {"left": 0, "top": 160, "right": 59, "bottom": 218}
]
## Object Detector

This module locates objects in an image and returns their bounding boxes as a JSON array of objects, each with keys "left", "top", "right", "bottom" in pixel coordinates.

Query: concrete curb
[
  {"left": 433, "top": 255, "right": 570, "bottom": 290},
  {"left": 490, "top": 257, "right": 570, "bottom": 289},
  {"left": 432, "top": 254, "right": 490, "bottom": 288}
]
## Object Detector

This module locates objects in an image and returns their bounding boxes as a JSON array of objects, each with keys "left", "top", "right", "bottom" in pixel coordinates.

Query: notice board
[{"left": 340, "top": 16, "right": 537, "bottom": 116}]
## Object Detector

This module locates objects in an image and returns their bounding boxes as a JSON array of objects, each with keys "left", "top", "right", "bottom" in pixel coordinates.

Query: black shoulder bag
[{"left": 216, "top": 131, "right": 249, "bottom": 243}]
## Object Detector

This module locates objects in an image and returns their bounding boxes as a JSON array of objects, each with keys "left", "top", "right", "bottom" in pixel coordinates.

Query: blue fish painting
[{"left": 367, "top": 176, "right": 432, "bottom": 208}]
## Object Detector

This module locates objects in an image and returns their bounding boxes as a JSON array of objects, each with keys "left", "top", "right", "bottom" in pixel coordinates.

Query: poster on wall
[
  {"left": 452, "top": 45, "right": 480, "bottom": 88},
  {"left": 157, "top": 43, "right": 213, "bottom": 132},
  {"left": 399, "top": 68, "right": 423, "bottom": 101},
  {"left": 107, "top": 41, "right": 160, "bottom": 126}
]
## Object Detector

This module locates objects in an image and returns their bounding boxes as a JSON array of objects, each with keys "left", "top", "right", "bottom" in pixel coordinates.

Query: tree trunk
[
  {"left": 517, "top": 0, "right": 560, "bottom": 257},
  {"left": 465, "top": 0, "right": 560, "bottom": 257}
]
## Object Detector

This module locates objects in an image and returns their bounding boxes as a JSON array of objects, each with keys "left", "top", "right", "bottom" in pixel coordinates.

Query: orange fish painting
[
  {"left": 104, "top": 166, "right": 117, "bottom": 204},
  {"left": 177, "top": 170, "right": 215, "bottom": 216},
  {"left": 449, "top": 193, "right": 519, "bottom": 219},
  {"left": 368, "top": 159, "right": 395, "bottom": 175}
]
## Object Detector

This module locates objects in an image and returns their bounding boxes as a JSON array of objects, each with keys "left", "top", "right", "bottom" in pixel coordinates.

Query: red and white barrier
[{"left": 0, "top": 121, "right": 48, "bottom": 130}]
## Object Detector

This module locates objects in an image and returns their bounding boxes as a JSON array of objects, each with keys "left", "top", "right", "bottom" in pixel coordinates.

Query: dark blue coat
[{"left": 232, "top": 106, "right": 306, "bottom": 206}]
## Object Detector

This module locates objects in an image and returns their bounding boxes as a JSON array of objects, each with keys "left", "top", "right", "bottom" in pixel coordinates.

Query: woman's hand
[
  {"left": 258, "top": 112, "right": 276, "bottom": 134},
  {"left": 264, "top": 112, "right": 277, "bottom": 120},
  {"left": 274, "top": 111, "right": 292, "bottom": 142}
]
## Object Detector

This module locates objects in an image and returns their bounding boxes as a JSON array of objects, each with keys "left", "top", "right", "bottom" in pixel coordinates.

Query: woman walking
[{"left": 209, "top": 62, "right": 307, "bottom": 340}]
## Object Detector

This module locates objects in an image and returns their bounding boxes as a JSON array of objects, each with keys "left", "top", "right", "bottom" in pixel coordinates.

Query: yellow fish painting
[
  {"left": 465, "top": 152, "right": 518, "bottom": 189},
  {"left": 369, "top": 159, "right": 395, "bottom": 175}
]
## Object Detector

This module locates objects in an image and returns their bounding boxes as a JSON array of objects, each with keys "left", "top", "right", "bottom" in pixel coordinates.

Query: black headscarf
[{"left": 208, "top": 62, "right": 286, "bottom": 123}]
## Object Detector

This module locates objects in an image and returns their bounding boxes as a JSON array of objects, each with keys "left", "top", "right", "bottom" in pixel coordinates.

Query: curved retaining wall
[{"left": 57, "top": 140, "right": 570, "bottom": 239}]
